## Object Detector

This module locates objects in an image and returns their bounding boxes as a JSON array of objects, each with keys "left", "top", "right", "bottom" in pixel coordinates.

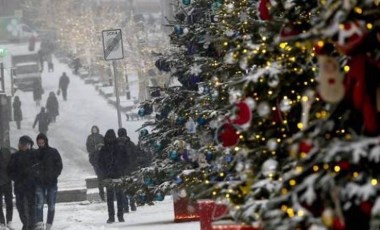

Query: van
[{"left": 13, "top": 62, "right": 41, "bottom": 91}]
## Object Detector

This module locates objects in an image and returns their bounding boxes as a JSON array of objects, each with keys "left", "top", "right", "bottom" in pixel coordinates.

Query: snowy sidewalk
[
  {"left": 9, "top": 196, "right": 200, "bottom": 230},
  {"left": 9, "top": 55, "right": 145, "bottom": 190}
]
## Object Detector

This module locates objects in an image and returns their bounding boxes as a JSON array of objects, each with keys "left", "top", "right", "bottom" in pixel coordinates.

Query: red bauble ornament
[
  {"left": 337, "top": 160, "right": 350, "bottom": 171},
  {"left": 231, "top": 98, "right": 255, "bottom": 130},
  {"left": 258, "top": 0, "right": 271, "bottom": 20},
  {"left": 332, "top": 218, "right": 346, "bottom": 230},
  {"left": 359, "top": 201, "right": 373, "bottom": 216},
  {"left": 299, "top": 140, "right": 313, "bottom": 154},
  {"left": 216, "top": 122, "right": 240, "bottom": 148}
]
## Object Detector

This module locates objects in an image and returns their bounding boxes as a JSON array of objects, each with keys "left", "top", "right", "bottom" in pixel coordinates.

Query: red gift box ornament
[
  {"left": 198, "top": 200, "right": 229, "bottom": 230},
  {"left": 173, "top": 189, "right": 199, "bottom": 222}
]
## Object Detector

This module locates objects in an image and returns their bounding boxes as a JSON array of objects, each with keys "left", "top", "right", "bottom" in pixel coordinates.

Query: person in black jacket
[
  {"left": 0, "top": 145, "right": 13, "bottom": 229},
  {"left": 58, "top": 72, "right": 70, "bottom": 101},
  {"left": 86, "top": 125, "right": 105, "bottom": 201},
  {"left": 12, "top": 96, "right": 22, "bottom": 129},
  {"left": 34, "top": 133, "right": 63, "bottom": 230},
  {"left": 33, "top": 107, "right": 50, "bottom": 135},
  {"left": 7, "top": 135, "right": 37, "bottom": 230},
  {"left": 98, "top": 129, "right": 124, "bottom": 224},
  {"left": 45, "top": 92, "right": 59, "bottom": 123},
  {"left": 117, "top": 128, "right": 137, "bottom": 213},
  {"left": 33, "top": 79, "right": 43, "bottom": 106}
]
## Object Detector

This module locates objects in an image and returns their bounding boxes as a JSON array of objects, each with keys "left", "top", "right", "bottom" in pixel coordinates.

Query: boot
[
  {"left": 117, "top": 215, "right": 125, "bottom": 222},
  {"left": 106, "top": 217, "right": 115, "bottom": 224}
]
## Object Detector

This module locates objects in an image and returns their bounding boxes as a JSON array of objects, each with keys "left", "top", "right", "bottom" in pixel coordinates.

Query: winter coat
[
  {"left": 0, "top": 147, "right": 11, "bottom": 186},
  {"left": 33, "top": 111, "right": 50, "bottom": 134},
  {"left": 86, "top": 131, "right": 104, "bottom": 174},
  {"left": 46, "top": 95, "right": 59, "bottom": 117},
  {"left": 33, "top": 81, "right": 43, "bottom": 101},
  {"left": 59, "top": 74, "right": 70, "bottom": 90},
  {"left": 7, "top": 149, "right": 38, "bottom": 192},
  {"left": 98, "top": 130, "right": 127, "bottom": 179},
  {"left": 116, "top": 136, "right": 138, "bottom": 175},
  {"left": 35, "top": 147, "right": 63, "bottom": 186},
  {"left": 13, "top": 99, "right": 22, "bottom": 122}
]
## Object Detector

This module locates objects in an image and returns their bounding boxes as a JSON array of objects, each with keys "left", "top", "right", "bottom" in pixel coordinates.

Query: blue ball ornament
[
  {"left": 197, "top": 117, "right": 207, "bottom": 126},
  {"left": 169, "top": 150, "right": 178, "bottom": 161},
  {"left": 174, "top": 25, "right": 184, "bottom": 36},
  {"left": 138, "top": 108, "right": 145, "bottom": 117},
  {"left": 154, "top": 191, "right": 165, "bottom": 201},
  {"left": 139, "top": 129, "right": 149, "bottom": 138},
  {"left": 206, "top": 152, "right": 213, "bottom": 162},
  {"left": 144, "top": 177, "right": 154, "bottom": 186},
  {"left": 182, "top": 0, "right": 191, "bottom": 5},
  {"left": 225, "top": 154, "right": 233, "bottom": 163},
  {"left": 175, "top": 176, "right": 183, "bottom": 185},
  {"left": 153, "top": 141, "right": 163, "bottom": 152}
]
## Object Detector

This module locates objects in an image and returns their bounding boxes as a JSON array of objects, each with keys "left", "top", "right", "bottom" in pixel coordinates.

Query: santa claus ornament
[
  {"left": 231, "top": 98, "right": 256, "bottom": 130},
  {"left": 317, "top": 56, "right": 345, "bottom": 103},
  {"left": 215, "top": 122, "right": 240, "bottom": 148}
]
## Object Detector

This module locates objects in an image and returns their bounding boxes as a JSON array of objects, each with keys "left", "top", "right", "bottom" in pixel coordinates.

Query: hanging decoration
[
  {"left": 216, "top": 122, "right": 240, "bottom": 148},
  {"left": 231, "top": 98, "right": 255, "bottom": 130},
  {"left": 316, "top": 55, "right": 345, "bottom": 103}
]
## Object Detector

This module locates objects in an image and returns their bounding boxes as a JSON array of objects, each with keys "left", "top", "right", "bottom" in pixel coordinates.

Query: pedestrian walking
[
  {"left": 116, "top": 128, "right": 138, "bottom": 213},
  {"left": 34, "top": 133, "right": 63, "bottom": 230},
  {"left": 0, "top": 145, "right": 13, "bottom": 230},
  {"left": 33, "top": 79, "right": 44, "bottom": 106},
  {"left": 7, "top": 136, "right": 37, "bottom": 230},
  {"left": 98, "top": 129, "right": 125, "bottom": 224},
  {"left": 86, "top": 125, "right": 105, "bottom": 201},
  {"left": 38, "top": 49, "right": 44, "bottom": 72},
  {"left": 45, "top": 92, "right": 59, "bottom": 123},
  {"left": 33, "top": 107, "right": 50, "bottom": 135},
  {"left": 12, "top": 96, "right": 22, "bottom": 130},
  {"left": 58, "top": 72, "right": 70, "bottom": 101}
]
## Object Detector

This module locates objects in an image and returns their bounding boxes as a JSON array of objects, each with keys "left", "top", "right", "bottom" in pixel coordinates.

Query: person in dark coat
[
  {"left": 86, "top": 125, "right": 105, "bottom": 201},
  {"left": 98, "top": 129, "right": 124, "bottom": 224},
  {"left": 117, "top": 128, "right": 137, "bottom": 213},
  {"left": 58, "top": 72, "right": 70, "bottom": 101},
  {"left": 33, "top": 79, "right": 43, "bottom": 106},
  {"left": 33, "top": 107, "right": 50, "bottom": 135},
  {"left": 12, "top": 96, "right": 22, "bottom": 129},
  {"left": 0, "top": 145, "right": 13, "bottom": 229},
  {"left": 45, "top": 92, "right": 59, "bottom": 123},
  {"left": 34, "top": 133, "right": 63, "bottom": 230},
  {"left": 7, "top": 136, "right": 37, "bottom": 230}
]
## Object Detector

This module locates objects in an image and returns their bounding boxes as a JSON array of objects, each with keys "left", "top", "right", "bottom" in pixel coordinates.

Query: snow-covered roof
[
  {"left": 15, "top": 62, "right": 39, "bottom": 67},
  {"left": 0, "top": 42, "right": 40, "bottom": 56}
]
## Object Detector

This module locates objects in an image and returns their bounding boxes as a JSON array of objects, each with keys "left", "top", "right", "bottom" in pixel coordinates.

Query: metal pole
[
  {"left": 112, "top": 60, "right": 122, "bottom": 129},
  {"left": 0, "top": 63, "right": 4, "bottom": 93}
]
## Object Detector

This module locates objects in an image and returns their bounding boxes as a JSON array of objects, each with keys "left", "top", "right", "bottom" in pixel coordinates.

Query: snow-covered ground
[
  {"left": 6, "top": 54, "right": 200, "bottom": 229},
  {"left": 9, "top": 196, "right": 199, "bottom": 230}
]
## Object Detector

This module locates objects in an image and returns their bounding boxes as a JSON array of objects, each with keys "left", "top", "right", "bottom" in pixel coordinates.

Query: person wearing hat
[
  {"left": 0, "top": 144, "right": 13, "bottom": 230},
  {"left": 7, "top": 135, "right": 37, "bottom": 230},
  {"left": 34, "top": 133, "right": 62, "bottom": 230}
]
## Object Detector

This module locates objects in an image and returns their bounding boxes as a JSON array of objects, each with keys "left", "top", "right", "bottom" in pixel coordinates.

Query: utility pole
[{"left": 112, "top": 60, "right": 122, "bottom": 129}]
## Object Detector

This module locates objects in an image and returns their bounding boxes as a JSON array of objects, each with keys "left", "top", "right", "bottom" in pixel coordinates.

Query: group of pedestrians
[
  {"left": 86, "top": 126, "right": 147, "bottom": 224},
  {"left": 13, "top": 71, "right": 70, "bottom": 134},
  {"left": 0, "top": 134, "right": 63, "bottom": 230}
]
